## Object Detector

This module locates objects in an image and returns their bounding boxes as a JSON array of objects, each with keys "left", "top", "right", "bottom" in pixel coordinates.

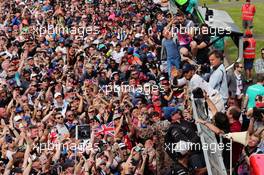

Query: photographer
[
  {"left": 197, "top": 105, "right": 243, "bottom": 169},
  {"left": 181, "top": 63, "right": 225, "bottom": 114},
  {"left": 165, "top": 109, "right": 206, "bottom": 175}
]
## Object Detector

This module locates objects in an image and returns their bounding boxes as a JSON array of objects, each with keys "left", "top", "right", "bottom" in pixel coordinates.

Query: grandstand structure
[
  {"left": 167, "top": 0, "right": 244, "bottom": 70},
  {"left": 196, "top": 5, "right": 244, "bottom": 70}
]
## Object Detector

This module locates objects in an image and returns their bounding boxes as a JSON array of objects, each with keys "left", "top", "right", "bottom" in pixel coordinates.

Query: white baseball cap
[
  {"left": 14, "top": 115, "right": 22, "bottom": 122},
  {"left": 54, "top": 92, "right": 62, "bottom": 98}
]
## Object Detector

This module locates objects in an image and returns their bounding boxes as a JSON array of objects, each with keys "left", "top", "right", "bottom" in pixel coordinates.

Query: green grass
[
  {"left": 199, "top": 0, "right": 241, "bottom": 5},
  {"left": 225, "top": 39, "right": 264, "bottom": 62},
  {"left": 200, "top": 0, "right": 264, "bottom": 63},
  {"left": 213, "top": 3, "right": 264, "bottom": 35},
  {"left": 225, "top": 38, "right": 238, "bottom": 62},
  {"left": 200, "top": 1, "right": 264, "bottom": 35}
]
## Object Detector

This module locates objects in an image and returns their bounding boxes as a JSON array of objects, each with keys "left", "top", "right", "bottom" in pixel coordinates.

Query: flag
[
  {"left": 49, "top": 131, "right": 57, "bottom": 143},
  {"left": 95, "top": 122, "right": 115, "bottom": 137}
]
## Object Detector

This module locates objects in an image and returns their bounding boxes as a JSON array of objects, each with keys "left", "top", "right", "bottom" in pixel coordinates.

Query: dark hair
[
  {"left": 229, "top": 107, "right": 241, "bottom": 121},
  {"left": 214, "top": 112, "right": 230, "bottom": 133},
  {"left": 208, "top": 50, "right": 224, "bottom": 61},
  {"left": 29, "top": 125, "right": 38, "bottom": 129},
  {"left": 256, "top": 75, "right": 264, "bottom": 83},
  {"left": 200, "top": 23, "right": 209, "bottom": 28},
  {"left": 176, "top": 11, "right": 184, "bottom": 17},
  {"left": 261, "top": 48, "right": 264, "bottom": 52},
  {"left": 234, "top": 62, "right": 241, "bottom": 70}
]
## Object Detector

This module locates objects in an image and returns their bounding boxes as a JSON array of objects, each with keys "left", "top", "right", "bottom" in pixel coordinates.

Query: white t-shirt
[
  {"left": 235, "top": 72, "right": 243, "bottom": 96},
  {"left": 111, "top": 50, "right": 125, "bottom": 64},
  {"left": 56, "top": 124, "right": 70, "bottom": 141},
  {"left": 254, "top": 58, "right": 264, "bottom": 74},
  {"left": 189, "top": 74, "right": 218, "bottom": 97},
  {"left": 6, "top": 150, "right": 16, "bottom": 160}
]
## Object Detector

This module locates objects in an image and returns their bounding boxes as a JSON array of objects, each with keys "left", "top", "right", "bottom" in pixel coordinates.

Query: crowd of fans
[{"left": 0, "top": 0, "right": 263, "bottom": 175}]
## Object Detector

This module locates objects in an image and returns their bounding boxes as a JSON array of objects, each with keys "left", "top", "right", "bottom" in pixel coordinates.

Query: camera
[
  {"left": 199, "top": 64, "right": 211, "bottom": 74},
  {"left": 76, "top": 125, "right": 90, "bottom": 140},
  {"left": 192, "top": 87, "right": 204, "bottom": 99},
  {"left": 131, "top": 158, "right": 140, "bottom": 166},
  {"left": 171, "top": 85, "right": 183, "bottom": 94},
  {"left": 55, "top": 107, "right": 62, "bottom": 112},
  {"left": 253, "top": 107, "right": 264, "bottom": 121}
]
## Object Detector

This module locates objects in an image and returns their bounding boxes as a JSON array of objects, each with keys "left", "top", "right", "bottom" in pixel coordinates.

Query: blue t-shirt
[{"left": 162, "top": 39, "right": 180, "bottom": 59}]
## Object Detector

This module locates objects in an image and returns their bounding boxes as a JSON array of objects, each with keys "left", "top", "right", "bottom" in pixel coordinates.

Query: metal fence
[{"left": 191, "top": 97, "right": 228, "bottom": 175}]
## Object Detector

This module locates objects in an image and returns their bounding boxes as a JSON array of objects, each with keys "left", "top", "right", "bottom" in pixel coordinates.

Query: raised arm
[
  {"left": 205, "top": 94, "right": 218, "bottom": 117},
  {"left": 22, "top": 142, "right": 32, "bottom": 171},
  {"left": 3, "top": 158, "right": 13, "bottom": 175},
  {"left": 246, "top": 109, "right": 255, "bottom": 135},
  {"left": 76, "top": 93, "right": 84, "bottom": 113},
  {"left": 41, "top": 108, "right": 55, "bottom": 123},
  {"left": 22, "top": 157, "right": 32, "bottom": 175},
  {"left": 115, "top": 115, "right": 124, "bottom": 137},
  {"left": 52, "top": 142, "right": 61, "bottom": 162},
  {"left": 196, "top": 118, "right": 224, "bottom": 135}
]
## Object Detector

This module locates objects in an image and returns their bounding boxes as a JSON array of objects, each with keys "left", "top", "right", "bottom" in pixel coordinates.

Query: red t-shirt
[{"left": 230, "top": 120, "right": 243, "bottom": 164}]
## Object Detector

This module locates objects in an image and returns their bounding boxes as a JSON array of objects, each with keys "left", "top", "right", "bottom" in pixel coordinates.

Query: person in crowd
[
  {"left": 243, "top": 29, "right": 256, "bottom": 82},
  {"left": 254, "top": 48, "right": 264, "bottom": 76},
  {"left": 165, "top": 109, "right": 207, "bottom": 175},
  {"left": 0, "top": 0, "right": 262, "bottom": 174},
  {"left": 241, "top": 0, "right": 256, "bottom": 31},
  {"left": 227, "top": 62, "right": 245, "bottom": 106},
  {"left": 196, "top": 92, "right": 242, "bottom": 169},
  {"left": 236, "top": 133, "right": 260, "bottom": 175},
  {"left": 161, "top": 27, "right": 181, "bottom": 79},
  {"left": 243, "top": 75, "right": 264, "bottom": 110},
  {"left": 192, "top": 24, "right": 211, "bottom": 65},
  {"left": 173, "top": 12, "right": 196, "bottom": 60},
  {"left": 211, "top": 35, "right": 227, "bottom": 55},
  {"left": 180, "top": 63, "right": 225, "bottom": 114},
  {"left": 208, "top": 50, "right": 229, "bottom": 104}
]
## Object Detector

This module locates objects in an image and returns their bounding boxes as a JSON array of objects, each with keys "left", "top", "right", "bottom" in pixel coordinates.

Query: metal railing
[{"left": 191, "top": 97, "right": 228, "bottom": 175}]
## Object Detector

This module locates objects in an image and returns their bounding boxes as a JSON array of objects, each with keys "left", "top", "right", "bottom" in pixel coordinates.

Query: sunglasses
[{"left": 56, "top": 116, "right": 63, "bottom": 120}]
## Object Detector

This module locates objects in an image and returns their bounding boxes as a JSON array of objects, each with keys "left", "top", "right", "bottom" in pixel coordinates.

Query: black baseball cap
[{"left": 182, "top": 64, "right": 195, "bottom": 74}]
